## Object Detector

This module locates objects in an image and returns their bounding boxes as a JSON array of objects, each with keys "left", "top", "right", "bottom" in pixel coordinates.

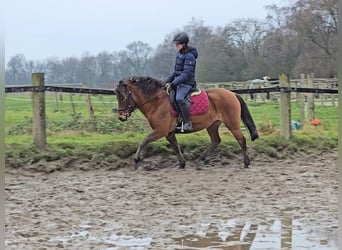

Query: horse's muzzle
[
  {"left": 119, "top": 116, "right": 127, "bottom": 121},
  {"left": 118, "top": 111, "right": 130, "bottom": 121}
]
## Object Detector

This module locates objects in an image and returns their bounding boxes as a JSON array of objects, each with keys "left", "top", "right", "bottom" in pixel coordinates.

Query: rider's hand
[{"left": 163, "top": 83, "right": 171, "bottom": 93}]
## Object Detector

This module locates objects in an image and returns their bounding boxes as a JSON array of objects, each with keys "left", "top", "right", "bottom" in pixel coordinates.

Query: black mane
[{"left": 126, "top": 76, "right": 165, "bottom": 97}]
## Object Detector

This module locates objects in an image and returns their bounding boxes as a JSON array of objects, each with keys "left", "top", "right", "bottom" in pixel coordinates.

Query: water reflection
[
  {"left": 46, "top": 217, "right": 337, "bottom": 249},
  {"left": 52, "top": 225, "right": 152, "bottom": 250},
  {"left": 173, "top": 218, "right": 337, "bottom": 249}
]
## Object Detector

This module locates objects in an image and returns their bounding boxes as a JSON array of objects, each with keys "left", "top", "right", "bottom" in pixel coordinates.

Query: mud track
[{"left": 5, "top": 150, "right": 338, "bottom": 249}]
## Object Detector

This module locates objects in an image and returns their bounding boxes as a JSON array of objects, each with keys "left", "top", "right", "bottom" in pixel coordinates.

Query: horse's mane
[{"left": 126, "top": 76, "right": 165, "bottom": 97}]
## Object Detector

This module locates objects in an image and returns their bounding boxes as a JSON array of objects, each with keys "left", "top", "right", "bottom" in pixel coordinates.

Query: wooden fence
[{"left": 5, "top": 73, "right": 339, "bottom": 149}]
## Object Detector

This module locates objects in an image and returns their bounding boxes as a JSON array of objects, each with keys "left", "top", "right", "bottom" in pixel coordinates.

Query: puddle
[
  {"left": 33, "top": 218, "right": 337, "bottom": 249},
  {"left": 101, "top": 234, "right": 153, "bottom": 249},
  {"left": 52, "top": 223, "right": 152, "bottom": 249},
  {"left": 172, "top": 218, "right": 337, "bottom": 249}
]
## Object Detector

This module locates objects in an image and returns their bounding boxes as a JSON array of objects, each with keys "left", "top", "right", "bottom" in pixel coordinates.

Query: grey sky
[{"left": 5, "top": 0, "right": 286, "bottom": 63}]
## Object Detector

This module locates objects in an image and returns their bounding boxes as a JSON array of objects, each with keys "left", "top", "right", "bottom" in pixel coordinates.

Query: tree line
[{"left": 5, "top": 0, "right": 337, "bottom": 87}]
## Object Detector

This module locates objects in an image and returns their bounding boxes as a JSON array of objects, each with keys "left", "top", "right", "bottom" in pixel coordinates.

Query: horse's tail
[{"left": 236, "top": 94, "right": 259, "bottom": 141}]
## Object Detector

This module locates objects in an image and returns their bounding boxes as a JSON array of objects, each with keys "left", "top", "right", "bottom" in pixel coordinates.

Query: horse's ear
[{"left": 130, "top": 76, "right": 138, "bottom": 83}]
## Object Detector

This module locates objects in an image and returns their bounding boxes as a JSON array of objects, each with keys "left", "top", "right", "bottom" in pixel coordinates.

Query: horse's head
[
  {"left": 115, "top": 76, "right": 167, "bottom": 121},
  {"left": 114, "top": 77, "right": 138, "bottom": 121}
]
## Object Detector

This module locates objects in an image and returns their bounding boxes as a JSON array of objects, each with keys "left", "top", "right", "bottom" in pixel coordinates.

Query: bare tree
[
  {"left": 6, "top": 1, "right": 338, "bottom": 84},
  {"left": 75, "top": 53, "right": 97, "bottom": 86},
  {"left": 5, "top": 54, "right": 30, "bottom": 84},
  {"left": 290, "top": 0, "right": 337, "bottom": 57},
  {"left": 60, "top": 57, "right": 80, "bottom": 83},
  {"left": 290, "top": 0, "right": 337, "bottom": 76},
  {"left": 125, "top": 41, "right": 153, "bottom": 75},
  {"left": 44, "top": 57, "right": 65, "bottom": 83},
  {"left": 96, "top": 51, "right": 117, "bottom": 84},
  {"left": 219, "top": 18, "right": 270, "bottom": 79},
  {"left": 146, "top": 40, "right": 175, "bottom": 79},
  {"left": 265, "top": 0, "right": 337, "bottom": 77}
]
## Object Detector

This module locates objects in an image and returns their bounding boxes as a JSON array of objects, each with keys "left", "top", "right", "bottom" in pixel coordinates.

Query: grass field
[{"left": 5, "top": 92, "right": 338, "bottom": 160}]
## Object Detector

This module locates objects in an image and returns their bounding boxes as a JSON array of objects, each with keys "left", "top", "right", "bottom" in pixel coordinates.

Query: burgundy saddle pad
[{"left": 170, "top": 90, "right": 209, "bottom": 117}]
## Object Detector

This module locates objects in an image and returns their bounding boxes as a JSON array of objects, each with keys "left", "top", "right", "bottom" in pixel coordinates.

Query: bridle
[
  {"left": 117, "top": 87, "right": 167, "bottom": 119},
  {"left": 117, "top": 90, "right": 137, "bottom": 118}
]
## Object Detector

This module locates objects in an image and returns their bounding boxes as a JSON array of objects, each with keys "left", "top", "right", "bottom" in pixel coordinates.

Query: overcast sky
[{"left": 5, "top": 0, "right": 286, "bottom": 63}]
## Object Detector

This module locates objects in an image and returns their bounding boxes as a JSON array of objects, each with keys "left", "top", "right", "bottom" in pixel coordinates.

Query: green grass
[
  {"left": 247, "top": 101, "right": 338, "bottom": 138},
  {"left": 5, "top": 93, "right": 338, "bottom": 165},
  {"left": 5, "top": 93, "right": 150, "bottom": 135}
]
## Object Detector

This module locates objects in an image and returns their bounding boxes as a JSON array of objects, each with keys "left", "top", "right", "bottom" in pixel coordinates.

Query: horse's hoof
[
  {"left": 244, "top": 157, "right": 250, "bottom": 168},
  {"left": 133, "top": 158, "right": 140, "bottom": 170},
  {"left": 196, "top": 159, "right": 206, "bottom": 169},
  {"left": 177, "top": 162, "right": 185, "bottom": 169}
]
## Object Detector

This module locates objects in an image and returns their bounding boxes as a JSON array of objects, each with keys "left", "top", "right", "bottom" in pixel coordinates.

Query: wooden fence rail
[{"left": 5, "top": 73, "right": 339, "bottom": 149}]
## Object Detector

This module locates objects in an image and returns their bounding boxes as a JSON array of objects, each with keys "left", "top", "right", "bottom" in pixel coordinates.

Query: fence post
[
  {"left": 307, "top": 73, "right": 315, "bottom": 120},
  {"left": 69, "top": 94, "right": 76, "bottom": 114},
  {"left": 54, "top": 92, "right": 59, "bottom": 111},
  {"left": 279, "top": 73, "right": 291, "bottom": 139},
  {"left": 299, "top": 73, "right": 306, "bottom": 126},
  {"left": 85, "top": 94, "right": 94, "bottom": 118},
  {"left": 32, "top": 73, "right": 46, "bottom": 150}
]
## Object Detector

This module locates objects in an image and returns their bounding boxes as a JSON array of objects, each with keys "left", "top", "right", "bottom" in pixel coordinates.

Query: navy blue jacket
[{"left": 166, "top": 47, "right": 198, "bottom": 87}]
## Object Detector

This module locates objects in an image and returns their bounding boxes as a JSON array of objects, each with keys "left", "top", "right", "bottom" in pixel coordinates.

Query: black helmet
[{"left": 172, "top": 32, "right": 189, "bottom": 44}]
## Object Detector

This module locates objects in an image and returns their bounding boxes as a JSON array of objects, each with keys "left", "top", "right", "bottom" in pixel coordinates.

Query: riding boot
[{"left": 178, "top": 101, "right": 192, "bottom": 132}]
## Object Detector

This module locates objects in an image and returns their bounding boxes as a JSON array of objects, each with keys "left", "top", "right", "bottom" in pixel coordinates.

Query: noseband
[{"left": 117, "top": 91, "right": 137, "bottom": 118}]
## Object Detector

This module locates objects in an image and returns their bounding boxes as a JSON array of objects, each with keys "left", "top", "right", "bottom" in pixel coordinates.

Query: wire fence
[{"left": 5, "top": 73, "right": 339, "bottom": 149}]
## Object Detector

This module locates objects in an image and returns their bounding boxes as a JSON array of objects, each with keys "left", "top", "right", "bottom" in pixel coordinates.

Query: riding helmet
[{"left": 172, "top": 32, "right": 189, "bottom": 44}]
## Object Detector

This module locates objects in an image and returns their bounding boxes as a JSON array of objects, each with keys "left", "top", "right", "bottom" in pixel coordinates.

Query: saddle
[{"left": 169, "top": 88, "right": 209, "bottom": 117}]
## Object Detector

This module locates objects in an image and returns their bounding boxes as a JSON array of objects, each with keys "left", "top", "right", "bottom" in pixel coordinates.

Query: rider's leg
[
  {"left": 175, "top": 84, "right": 193, "bottom": 132},
  {"left": 178, "top": 100, "right": 192, "bottom": 131}
]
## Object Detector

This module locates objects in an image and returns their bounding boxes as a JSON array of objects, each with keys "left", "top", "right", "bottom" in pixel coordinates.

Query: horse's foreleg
[
  {"left": 133, "top": 131, "right": 163, "bottom": 170},
  {"left": 198, "top": 121, "right": 221, "bottom": 168},
  {"left": 166, "top": 133, "right": 185, "bottom": 169}
]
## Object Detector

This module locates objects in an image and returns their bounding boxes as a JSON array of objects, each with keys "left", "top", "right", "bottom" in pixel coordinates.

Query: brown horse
[{"left": 115, "top": 76, "right": 258, "bottom": 170}]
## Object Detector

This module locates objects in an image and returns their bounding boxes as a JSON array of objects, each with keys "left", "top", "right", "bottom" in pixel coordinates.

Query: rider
[{"left": 165, "top": 32, "right": 198, "bottom": 132}]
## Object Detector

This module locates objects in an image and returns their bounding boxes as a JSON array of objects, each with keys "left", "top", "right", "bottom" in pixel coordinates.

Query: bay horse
[{"left": 115, "top": 76, "right": 259, "bottom": 170}]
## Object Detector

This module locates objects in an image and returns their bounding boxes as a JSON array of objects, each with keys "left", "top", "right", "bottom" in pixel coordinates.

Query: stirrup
[{"left": 181, "top": 122, "right": 192, "bottom": 132}]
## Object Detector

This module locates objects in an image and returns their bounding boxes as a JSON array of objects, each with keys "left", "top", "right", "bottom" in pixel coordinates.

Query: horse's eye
[{"left": 118, "top": 94, "right": 125, "bottom": 101}]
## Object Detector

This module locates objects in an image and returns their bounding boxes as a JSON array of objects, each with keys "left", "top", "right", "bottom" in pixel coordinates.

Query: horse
[{"left": 114, "top": 76, "right": 259, "bottom": 170}]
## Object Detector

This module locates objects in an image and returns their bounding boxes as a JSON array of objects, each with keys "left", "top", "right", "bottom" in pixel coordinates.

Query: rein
[
  {"left": 118, "top": 89, "right": 167, "bottom": 116},
  {"left": 139, "top": 91, "right": 167, "bottom": 107}
]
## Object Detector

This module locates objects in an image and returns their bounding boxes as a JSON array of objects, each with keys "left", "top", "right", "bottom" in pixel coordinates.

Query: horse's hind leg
[
  {"left": 198, "top": 121, "right": 222, "bottom": 167},
  {"left": 228, "top": 127, "right": 250, "bottom": 168},
  {"left": 166, "top": 133, "right": 186, "bottom": 169}
]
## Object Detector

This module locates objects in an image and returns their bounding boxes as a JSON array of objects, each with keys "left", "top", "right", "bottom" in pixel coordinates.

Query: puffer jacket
[{"left": 166, "top": 47, "right": 198, "bottom": 87}]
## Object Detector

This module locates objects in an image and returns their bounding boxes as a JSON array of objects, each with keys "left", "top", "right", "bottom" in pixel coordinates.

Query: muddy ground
[{"left": 5, "top": 149, "right": 338, "bottom": 249}]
